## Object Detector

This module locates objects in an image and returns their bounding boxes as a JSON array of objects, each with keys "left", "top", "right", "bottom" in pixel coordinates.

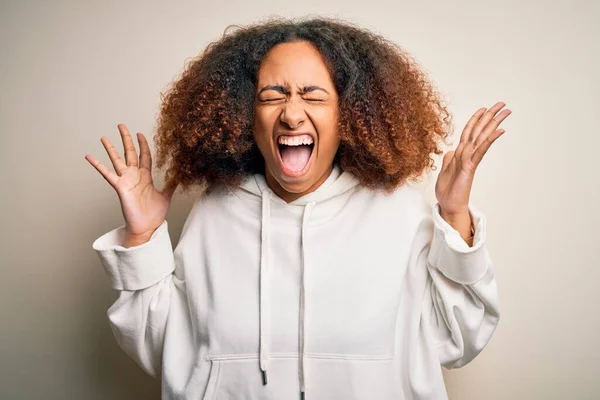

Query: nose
[{"left": 279, "top": 99, "right": 305, "bottom": 129}]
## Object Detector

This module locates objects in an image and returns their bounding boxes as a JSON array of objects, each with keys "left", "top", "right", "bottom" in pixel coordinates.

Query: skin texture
[{"left": 253, "top": 41, "right": 341, "bottom": 203}]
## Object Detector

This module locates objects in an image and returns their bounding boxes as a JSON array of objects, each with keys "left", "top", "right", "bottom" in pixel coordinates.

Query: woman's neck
[{"left": 265, "top": 165, "right": 334, "bottom": 203}]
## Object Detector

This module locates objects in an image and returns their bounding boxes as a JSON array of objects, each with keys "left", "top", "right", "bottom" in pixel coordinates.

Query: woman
[{"left": 86, "top": 17, "right": 510, "bottom": 400}]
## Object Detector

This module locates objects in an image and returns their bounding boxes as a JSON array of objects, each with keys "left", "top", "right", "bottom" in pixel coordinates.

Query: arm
[
  {"left": 422, "top": 202, "right": 500, "bottom": 369},
  {"left": 92, "top": 219, "right": 176, "bottom": 378}
]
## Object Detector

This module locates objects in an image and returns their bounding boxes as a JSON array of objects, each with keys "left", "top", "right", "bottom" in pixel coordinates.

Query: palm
[
  {"left": 435, "top": 102, "right": 511, "bottom": 215},
  {"left": 435, "top": 154, "right": 476, "bottom": 215},
  {"left": 85, "top": 123, "right": 178, "bottom": 237},
  {"left": 116, "top": 166, "right": 170, "bottom": 237}
]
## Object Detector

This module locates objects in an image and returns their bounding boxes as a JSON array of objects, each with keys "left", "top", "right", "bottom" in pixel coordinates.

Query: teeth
[{"left": 277, "top": 134, "right": 314, "bottom": 146}]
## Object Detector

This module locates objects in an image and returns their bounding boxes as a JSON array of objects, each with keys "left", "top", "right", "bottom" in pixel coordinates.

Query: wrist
[
  {"left": 439, "top": 208, "right": 474, "bottom": 245},
  {"left": 439, "top": 207, "right": 469, "bottom": 222},
  {"left": 123, "top": 234, "right": 152, "bottom": 248},
  {"left": 123, "top": 225, "right": 160, "bottom": 248}
]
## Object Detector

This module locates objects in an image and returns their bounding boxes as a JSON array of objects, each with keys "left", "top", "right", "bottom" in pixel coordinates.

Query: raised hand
[
  {"left": 85, "top": 124, "right": 178, "bottom": 244},
  {"left": 435, "top": 101, "right": 511, "bottom": 230}
]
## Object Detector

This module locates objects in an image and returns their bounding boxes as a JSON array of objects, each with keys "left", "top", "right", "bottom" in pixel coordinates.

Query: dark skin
[{"left": 252, "top": 40, "right": 341, "bottom": 203}]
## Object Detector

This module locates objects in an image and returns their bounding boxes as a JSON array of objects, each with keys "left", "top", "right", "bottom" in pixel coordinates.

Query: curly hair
[{"left": 153, "top": 16, "right": 453, "bottom": 195}]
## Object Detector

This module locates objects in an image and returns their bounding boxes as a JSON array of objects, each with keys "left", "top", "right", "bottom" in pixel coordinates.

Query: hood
[
  {"left": 237, "top": 164, "right": 361, "bottom": 398},
  {"left": 238, "top": 163, "right": 361, "bottom": 205}
]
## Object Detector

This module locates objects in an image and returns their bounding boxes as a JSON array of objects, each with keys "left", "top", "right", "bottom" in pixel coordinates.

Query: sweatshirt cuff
[
  {"left": 427, "top": 202, "right": 489, "bottom": 285},
  {"left": 92, "top": 220, "right": 175, "bottom": 291}
]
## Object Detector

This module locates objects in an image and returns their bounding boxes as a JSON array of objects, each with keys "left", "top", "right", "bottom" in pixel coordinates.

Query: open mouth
[{"left": 276, "top": 134, "right": 315, "bottom": 177}]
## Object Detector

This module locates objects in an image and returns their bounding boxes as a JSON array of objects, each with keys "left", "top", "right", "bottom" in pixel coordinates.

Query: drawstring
[
  {"left": 259, "top": 190, "right": 271, "bottom": 385},
  {"left": 258, "top": 188, "right": 315, "bottom": 399},
  {"left": 299, "top": 202, "right": 315, "bottom": 398}
]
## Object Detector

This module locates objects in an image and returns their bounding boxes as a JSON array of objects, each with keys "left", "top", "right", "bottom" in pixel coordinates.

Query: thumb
[
  {"left": 162, "top": 176, "right": 179, "bottom": 202},
  {"left": 442, "top": 151, "right": 455, "bottom": 170}
]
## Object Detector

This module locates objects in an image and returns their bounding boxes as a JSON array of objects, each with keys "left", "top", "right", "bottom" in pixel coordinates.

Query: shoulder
[
  {"left": 178, "top": 185, "right": 243, "bottom": 239},
  {"left": 345, "top": 182, "right": 433, "bottom": 234}
]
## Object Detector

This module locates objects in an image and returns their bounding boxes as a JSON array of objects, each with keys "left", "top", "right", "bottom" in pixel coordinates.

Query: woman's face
[{"left": 253, "top": 40, "right": 340, "bottom": 203}]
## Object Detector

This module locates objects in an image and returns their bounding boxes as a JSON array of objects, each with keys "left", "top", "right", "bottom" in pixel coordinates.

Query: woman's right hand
[{"left": 85, "top": 124, "right": 178, "bottom": 242}]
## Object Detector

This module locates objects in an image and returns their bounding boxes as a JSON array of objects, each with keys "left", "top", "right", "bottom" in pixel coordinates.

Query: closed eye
[{"left": 261, "top": 98, "right": 326, "bottom": 102}]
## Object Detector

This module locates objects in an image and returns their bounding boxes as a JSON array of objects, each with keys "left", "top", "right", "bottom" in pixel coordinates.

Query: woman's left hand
[{"left": 435, "top": 101, "right": 512, "bottom": 223}]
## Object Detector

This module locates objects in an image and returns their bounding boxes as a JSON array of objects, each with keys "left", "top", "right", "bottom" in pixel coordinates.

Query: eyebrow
[{"left": 257, "top": 85, "right": 330, "bottom": 95}]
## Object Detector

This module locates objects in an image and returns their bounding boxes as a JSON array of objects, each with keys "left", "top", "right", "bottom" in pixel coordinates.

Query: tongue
[{"left": 280, "top": 145, "right": 312, "bottom": 172}]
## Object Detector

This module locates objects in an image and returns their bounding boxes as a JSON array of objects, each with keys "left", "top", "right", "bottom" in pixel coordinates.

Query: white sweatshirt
[{"left": 92, "top": 164, "right": 500, "bottom": 400}]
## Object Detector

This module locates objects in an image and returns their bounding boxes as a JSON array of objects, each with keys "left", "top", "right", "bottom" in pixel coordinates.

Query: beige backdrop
[{"left": 1, "top": 0, "right": 598, "bottom": 398}]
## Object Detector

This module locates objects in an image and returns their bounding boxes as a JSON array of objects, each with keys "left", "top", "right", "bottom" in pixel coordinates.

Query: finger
[
  {"left": 467, "top": 101, "right": 507, "bottom": 144},
  {"left": 118, "top": 123, "right": 139, "bottom": 167},
  {"left": 137, "top": 132, "right": 152, "bottom": 171},
  {"left": 474, "top": 109, "right": 511, "bottom": 148},
  {"left": 471, "top": 128, "right": 505, "bottom": 166},
  {"left": 459, "top": 107, "right": 486, "bottom": 145},
  {"left": 441, "top": 150, "right": 454, "bottom": 170},
  {"left": 85, "top": 154, "right": 120, "bottom": 188},
  {"left": 101, "top": 136, "right": 128, "bottom": 176},
  {"left": 456, "top": 107, "right": 486, "bottom": 160}
]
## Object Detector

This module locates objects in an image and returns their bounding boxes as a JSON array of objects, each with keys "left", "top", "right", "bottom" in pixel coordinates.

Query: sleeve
[
  {"left": 421, "top": 201, "right": 501, "bottom": 369},
  {"left": 91, "top": 219, "right": 176, "bottom": 379}
]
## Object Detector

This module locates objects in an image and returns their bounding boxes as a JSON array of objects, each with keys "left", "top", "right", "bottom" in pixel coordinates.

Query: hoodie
[{"left": 92, "top": 164, "right": 500, "bottom": 399}]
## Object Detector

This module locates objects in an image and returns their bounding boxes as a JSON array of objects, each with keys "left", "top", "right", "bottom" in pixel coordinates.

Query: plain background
[{"left": 1, "top": 0, "right": 598, "bottom": 398}]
